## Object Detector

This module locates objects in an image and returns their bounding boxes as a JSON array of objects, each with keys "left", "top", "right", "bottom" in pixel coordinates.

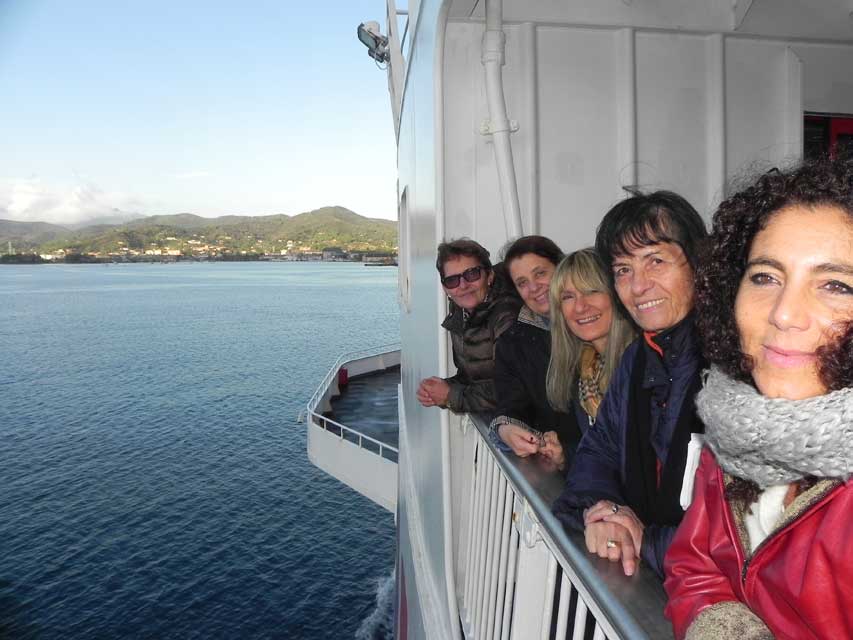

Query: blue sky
[{"left": 0, "top": 0, "right": 398, "bottom": 224}]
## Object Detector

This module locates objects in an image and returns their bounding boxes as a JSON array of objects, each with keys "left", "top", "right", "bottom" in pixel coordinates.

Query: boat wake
[{"left": 356, "top": 570, "right": 395, "bottom": 640}]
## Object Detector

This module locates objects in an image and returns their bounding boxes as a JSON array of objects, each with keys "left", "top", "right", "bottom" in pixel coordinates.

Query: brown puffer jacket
[{"left": 441, "top": 264, "right": 521, "bottom": 414}]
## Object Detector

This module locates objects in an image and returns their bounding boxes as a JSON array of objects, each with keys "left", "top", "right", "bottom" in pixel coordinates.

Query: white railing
[
  {"left": 456, "top": 415, "right": 672, "bottom": 640},
  {"left": 305, "top": 343, "right": 401, "bottom": 461},
  {"left": 309, "top": 412, "right": 398, "bottom": 461}
]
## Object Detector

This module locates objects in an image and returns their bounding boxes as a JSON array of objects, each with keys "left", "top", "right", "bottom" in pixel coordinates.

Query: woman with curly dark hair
[{"left": 664, "top": 156, "right": 853, "bottom": 639}]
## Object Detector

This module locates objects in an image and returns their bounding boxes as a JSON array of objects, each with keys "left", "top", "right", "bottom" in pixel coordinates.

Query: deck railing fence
[
  {"left": 304, "top": 344, "right": 401, "bottom": 461},
  {"left": 455, "top": 416, "right": 672, "bottom": 640}
]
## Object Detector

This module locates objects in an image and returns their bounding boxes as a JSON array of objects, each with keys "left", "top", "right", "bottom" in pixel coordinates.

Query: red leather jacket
[{"left": 663, "top": 448, "right": 853, "bottom": 640}]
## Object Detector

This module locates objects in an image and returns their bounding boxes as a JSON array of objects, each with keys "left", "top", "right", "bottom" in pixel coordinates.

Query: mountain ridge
[{"left": 1, "top": 206, "right": 398, "bottom": 255}]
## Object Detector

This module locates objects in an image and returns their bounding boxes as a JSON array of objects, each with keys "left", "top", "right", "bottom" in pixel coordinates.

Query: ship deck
[{"left": 326, "top": 365, "right": 400, "bottom": 460}]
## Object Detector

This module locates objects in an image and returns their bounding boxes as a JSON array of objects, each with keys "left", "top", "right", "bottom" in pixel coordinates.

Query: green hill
[{"left": 3, "top": 206, "right": 398, "bottom": 256}]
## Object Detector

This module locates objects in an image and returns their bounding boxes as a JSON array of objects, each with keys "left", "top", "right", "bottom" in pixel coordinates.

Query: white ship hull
[{"left": 313, "top": 2, "right": 853, "bottom": 638}]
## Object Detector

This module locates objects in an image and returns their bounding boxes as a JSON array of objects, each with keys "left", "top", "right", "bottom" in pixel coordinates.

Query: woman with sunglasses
[{"left": 417, "top": 238, "right": 521, "bottom": 413}]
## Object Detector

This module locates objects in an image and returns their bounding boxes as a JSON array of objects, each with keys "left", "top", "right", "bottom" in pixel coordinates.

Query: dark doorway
[{"left": 805, "top": 114, "right": 853, "bottom": 160}]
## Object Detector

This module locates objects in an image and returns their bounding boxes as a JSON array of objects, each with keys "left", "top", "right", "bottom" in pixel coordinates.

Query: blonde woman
[
  {"left": 546, "top": 248, "right": 635, "bottom": 431},
  {"left": 493, "top": 246, "right": 633, "bottom": 470}
]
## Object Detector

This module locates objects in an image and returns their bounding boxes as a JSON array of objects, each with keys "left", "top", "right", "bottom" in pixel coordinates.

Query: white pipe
[
  {"left": 483, "top": 0, "right": 524, "bottom": 238},
  {"left": 436, "top": 2, "right": 464, "bottom": 638}
]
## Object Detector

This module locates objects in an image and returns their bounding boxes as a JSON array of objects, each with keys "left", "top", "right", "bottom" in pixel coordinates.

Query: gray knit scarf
[{"left": 696, "top": 366, "right": 853, "bottom": 488}]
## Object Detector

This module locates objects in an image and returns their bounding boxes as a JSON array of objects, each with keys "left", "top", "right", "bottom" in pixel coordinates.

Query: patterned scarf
[{"left": 577, "top": 345, "right": 604, "bottom": 420}]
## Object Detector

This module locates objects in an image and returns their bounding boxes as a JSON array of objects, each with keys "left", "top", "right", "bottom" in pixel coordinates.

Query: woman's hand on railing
[
  {"left": 583, "top": 500, "right": 644, "bottom": 576},
  {"left": 417, "top": 376, "right": 450, "bottom": 407},
  {"left": 497, "top": 423, "right": 541, "bottom": 457},
  {"left": 539, "top": 431, "right": 565, "bottom": 471}
]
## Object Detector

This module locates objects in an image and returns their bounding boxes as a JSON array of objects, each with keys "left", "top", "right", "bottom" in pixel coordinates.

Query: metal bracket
[
  {"left": 512, "top": 495, "right": 541, "bottom": 548},
  {"left": 479, "top": 118, "right": 519, "bottom": 136}
]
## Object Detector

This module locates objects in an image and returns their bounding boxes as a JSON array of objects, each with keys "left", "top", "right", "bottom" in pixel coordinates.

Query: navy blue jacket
[{"left": 552, "top": 315, "right": 704, "bottom": 577}]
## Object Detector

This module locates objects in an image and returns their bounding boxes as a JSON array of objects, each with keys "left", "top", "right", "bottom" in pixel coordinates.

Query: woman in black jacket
[
  {"left": 417, "top": 238, "right": 521, "bottom": 413},
  {"left": 492, "top": 240, "right": 633, "bottom": 470}
]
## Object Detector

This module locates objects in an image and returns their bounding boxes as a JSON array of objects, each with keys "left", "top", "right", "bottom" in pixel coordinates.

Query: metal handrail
[
  {"left": 308, "top": 411, "right": 399, "bottom": 458},
  {"left": 305, "top": 343, "right": 401, "bottom": 459},
  {"left": 461, "top": 414, "right": 672, "bottom": 639}
]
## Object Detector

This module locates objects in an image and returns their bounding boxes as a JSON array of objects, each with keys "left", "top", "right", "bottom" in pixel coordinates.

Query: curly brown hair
[{"left": 696, "top": 154, "right": 853, "bottom": 392}]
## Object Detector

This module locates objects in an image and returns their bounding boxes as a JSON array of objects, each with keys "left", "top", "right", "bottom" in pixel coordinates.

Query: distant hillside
[
  {"left": 0, "top": 220, "right": 71, "bottom": 249},
  {"left": 3, "top": 206, "right": 398, "bottom": 255}
]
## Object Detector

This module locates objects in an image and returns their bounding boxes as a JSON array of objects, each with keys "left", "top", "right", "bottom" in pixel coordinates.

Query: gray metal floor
[{"left": 328, "top": 365, "right": 400, "bottom": 451}]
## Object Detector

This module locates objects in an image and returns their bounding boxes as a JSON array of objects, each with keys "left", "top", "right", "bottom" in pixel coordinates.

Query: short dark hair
[
  {"left": 501, "top": 235, "right": 564, "bottom": 270},
  {"left": 697, "top": 155, "right": 853, "bottom": 390},
  {"left": 436, "top": 238, "right": 492, "bottom": 277},
  {"left": 595, "top": 190, "right": 707, "bottom": 271}
]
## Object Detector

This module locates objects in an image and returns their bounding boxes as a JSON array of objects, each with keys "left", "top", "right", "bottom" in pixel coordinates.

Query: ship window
[
  {"left": 398, "top": 185, "right": 411, "bottom": 312},
  {"left": 804, "top": 114, "right": 853, "bottom": 160}
]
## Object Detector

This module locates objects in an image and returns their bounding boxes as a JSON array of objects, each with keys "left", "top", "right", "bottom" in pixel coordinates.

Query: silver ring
[
  {"left": 611, "top": 503, "right": 619, "bottom": 514},
  {"left": 606, "top": 539, "right": 619, "bottom": 549}
]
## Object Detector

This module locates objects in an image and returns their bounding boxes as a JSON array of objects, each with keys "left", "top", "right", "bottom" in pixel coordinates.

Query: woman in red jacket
[{"left": 664, "top": 156, "right": 853, "bottom": 639}]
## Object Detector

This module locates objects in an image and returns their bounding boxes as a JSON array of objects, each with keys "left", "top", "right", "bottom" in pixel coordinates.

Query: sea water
[{"left": 0, "top": 262, "right": 398, "bottom": 639}]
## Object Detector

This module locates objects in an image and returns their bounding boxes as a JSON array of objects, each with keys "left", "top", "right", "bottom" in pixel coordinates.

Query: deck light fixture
[{"left": 357, "top": 21, "right": 389, "bottom": 64}]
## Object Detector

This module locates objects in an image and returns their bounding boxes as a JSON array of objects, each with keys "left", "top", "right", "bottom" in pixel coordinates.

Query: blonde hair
[{"left": 546, "top": 248, "right": 636, "bottom": 413}]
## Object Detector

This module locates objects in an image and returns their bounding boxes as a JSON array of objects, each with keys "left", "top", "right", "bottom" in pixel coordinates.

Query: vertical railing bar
[
  {"left": 474, "top": 454, "right": 497, "bottom": 636},
  {"left": 491, "top": 484, "right": 513, "bottom": 640},
  {"left": 554, "top": 572, "right": 572, "bottom": 639},
  {"left": 470, "top": 440, "right": 491, "bottom": 627},
  {"left": 464, "top": 440, "right": 484, "bottom": 616},
  {"left": 500, "top": 512, "right": 520, "bottom": 640},
  {"left": 540, "top": 554, "right": 558, "bottom": 640},
  {"left": 483, "top": 460, "right": 506, "bottom": 639},
  {"left": 463, "top": 438, "right": 481, "bottom": 621},
  {"left": 572, "top": 598, "right": 589, "bottom": 640},
  {"left": 592, "top": 623, "right": 607, "bottom": 640}
]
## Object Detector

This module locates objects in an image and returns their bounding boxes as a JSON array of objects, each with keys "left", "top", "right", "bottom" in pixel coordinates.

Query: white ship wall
[
  {"left": 395, "top": 1, "right": 457, "bottom": 639},
  {"left": 393, "top": 1, "right": 853, "bottom": 638},
  {"left": 442, "top": 21, "right": 853, "bottom": 249}
]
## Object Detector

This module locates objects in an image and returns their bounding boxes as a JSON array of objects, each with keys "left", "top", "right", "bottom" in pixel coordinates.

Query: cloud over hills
[{"left": 0, "top": 178, "right": 146, "bottom": 227}]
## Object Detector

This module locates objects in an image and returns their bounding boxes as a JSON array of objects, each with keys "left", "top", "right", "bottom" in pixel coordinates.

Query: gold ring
[{"left": 606, "top": 539, "right": 619, "bottom": 549}]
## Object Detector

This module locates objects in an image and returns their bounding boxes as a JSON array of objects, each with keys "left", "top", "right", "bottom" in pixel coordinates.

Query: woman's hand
[
  {"left": 583, "top": 500, "right": 644, "bottom": 576},
  {"left": 539, "top": 431, "right": 565, "bottom": 470},
  {"left": 417, "top": 377, "right": 450, "bottom": 407},
  {"left": 497, "top": 423, "right": 540, "bottom": 457}
]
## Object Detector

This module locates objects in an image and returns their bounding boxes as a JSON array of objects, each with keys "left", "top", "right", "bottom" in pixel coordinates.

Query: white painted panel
[
  {"left": 307, "top": 425, "right": 398, "bottom": 512},
  {"left": 396, "top": 1, "right": 456, "bottom": 638},
  {"left": 726, "top": 38, "right": 800, "bottom": 178},
  {"left": 343, "top": 351, "right": 402, "bottom": 378},
  {"left": 736, "top": 0, "right": 853, "bottom": 41},
  {"left": 793, "top": 42, "right": 853, "bottom": 115},
  {"left": 536, "top": 26, "right": 620, "bottom": 251},
  {"left": 508, "top": 538, "right": 552, "bottom": 640},
  {"left": 485, "top": 0, "right": 734, "bottom": 33},
  {"left": 442, "top": 21, "right": 537, "bottom": 252},
  {"left": 443, "top": 21, "right": 488, "bottom": 243},
  {"left": 636, "top": 31, "right": 710, "bottom": 217}
]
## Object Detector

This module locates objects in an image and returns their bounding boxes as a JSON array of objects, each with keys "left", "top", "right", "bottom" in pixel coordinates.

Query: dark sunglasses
[{"left": 441, "top": 266, "right": 485, "bottom": 289}]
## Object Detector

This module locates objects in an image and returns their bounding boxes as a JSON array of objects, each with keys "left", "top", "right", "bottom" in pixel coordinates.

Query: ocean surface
[{"left": 0, "top": 262, "right": 399, "bottom": 639}]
